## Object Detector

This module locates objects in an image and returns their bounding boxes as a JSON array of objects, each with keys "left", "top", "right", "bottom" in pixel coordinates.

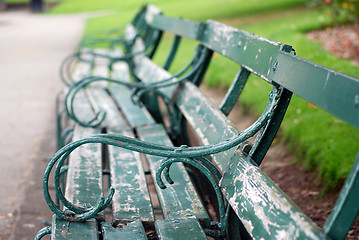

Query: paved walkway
[{"left": 0, "top": 9, "right": 88, "bottom": 239}]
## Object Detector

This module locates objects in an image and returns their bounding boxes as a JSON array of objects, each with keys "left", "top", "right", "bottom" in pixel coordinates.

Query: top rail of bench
[{"left": 147, "top": 13, "right": 359, "bottom": 128}]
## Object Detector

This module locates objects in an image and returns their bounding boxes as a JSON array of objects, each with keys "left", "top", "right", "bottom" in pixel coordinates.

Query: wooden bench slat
[
  {"left": 92, "top": 49, "right": 110, "bottom": 78},
  {"left": 65, "top": 126, "right": 103, "bottom": 205},
  {"left": 137, "top": 124, "right": 208, "bottom": 220},
  {"left": 273, "top": 51, "right": 359, "bottom": 128},
  {"left": 70, "top": 90, "right": 97, "bottom": 125},
  {"left": 111, "top": 56, "right": 131, "bottom": 81},
  {"left": 150, "top": 15, "right": 204, "bottom": 41},
  {"left": 109, "top": 57, "right": 156, "bottom": 128},
  {"left": 133, "top": 56, "right": 178, "bottom": 98},
  {"left": 108, "top": 85, "right": 156, "bottom": 128},
  {"left": 108, "top": 129, "right": 154, "bottom": 222},
  {"left": 55, "top": 127, "right": 103, "bottom": 240},
  {"left": 86, "top": 87, "right": 128, "bottom": 130},
  {"left": 52, "top": 216, "right": 98, "bottom": 240},
  {"left": 201, "top": 20, "right": 284, "bottom": 82},
  {"left": 101, "top": 221, "right": 147, "bottom": 240},
  {"left": 71, "top": 50, "right": 94, "bottom": 82},
  {"left": 221, "top": 151, "right": 326, "bottom": 240},
  {"left": 176, "top": 81, "right": 238, "bottom": 172},
  {"left": 155, "top": 218, "right": 207, "bottom": 239},
  {"left": 91, "top": 49, "right": 111, "bottom": 88},
  {"left": 144, "top": 4, "right": 161, "bottom": 24}
]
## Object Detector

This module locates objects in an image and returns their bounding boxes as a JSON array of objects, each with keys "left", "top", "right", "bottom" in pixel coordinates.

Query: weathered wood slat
[
  {"left": 111, "top": 57, "right": 131, "bottom": 81},
  {"left": 272, "top": 51, "right": 359, "bottom": 128},
  {"left": 201, "top": 20, "right": 285, "bottom": 83},
  {"left": 155, "top": 218, "right": 207, "bottom": 239},
  {"left": 108, "top": 85, "right": 155, "bottom": 128},
  {"left": 91, "top": 49, "right": 110, "bottom": 88},
  {"left": 221, "top": 151, "right": 326, "bottom": 240},
  {"left": 137, "top": 124, "right": 208, "bottom": 220},
  {"left": 113, "top": 49, "right": 156, "bottom": 127},
  {"left": 124, "top": 23, "right": 137, "bottom": 41},
  {"left": 52, "top": 216, "right": 98, "bottom": 240},
  {"left": 101, "top": 220, "right": 147, "bottom": 239},
  {"left": 144, "top": 4, "right": 162, "bottom": 25},
  {"left": 65, "top": 126, "right": 103, "bottom": 206},
  {"left": 132, "top": 56, "right": 178, "bottom": 98},
  {"left": 86, "top": 87, "right": 128, "bottom": 130},
  {"left": 71, "top": 49, "right": 94, "bottom": 82},
  {"left": 150, "top": 14, "right": 204, "bottom": 41},
  {"left": 92, "top": 49, "right": 110, "bottom": 77},
  {"left": 69, "top": 87, "right": 97, "bottom": 125},
  {"left": 108, "top": 129, "right": 154, "bottom": 223},
  {"left": 175, "top": 81, "right": 238, "bottom": 172},
  {"left": 53, "top": 126, "right": 102, "bottom": 240},
  {"left": 108, "top": 47, "right": 157, "bottom": 128}
]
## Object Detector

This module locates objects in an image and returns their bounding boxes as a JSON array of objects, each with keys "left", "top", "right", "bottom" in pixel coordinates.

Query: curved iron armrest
[
  {"left": 59, "top": 28, "right": 159, "bottom": 86},
  {"left": 41, "top": 87, "right": 283, "bottom": 239},
  {"left": 63, "top": 45, "right": 208, "bottom": 129},
  {"left": 34, "top": 226, "right": 52, "bottom": 240},
  {"left": 59, "top": 45, "right": 140, "bottom": 86}
]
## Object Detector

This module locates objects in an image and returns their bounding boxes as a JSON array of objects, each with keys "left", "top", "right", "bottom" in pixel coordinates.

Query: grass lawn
[{"left": 48, "top": 0, "right": 359, "bottom": 189}]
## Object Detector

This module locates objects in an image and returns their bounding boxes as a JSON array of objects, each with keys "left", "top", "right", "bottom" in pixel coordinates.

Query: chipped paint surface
[
  {"left": 108, "top": 84, "right": 155, "bottom": 128},
  {"left": 176, "top": 81, "right": 239, "bottom": 172},
  {"left": 145, "top": 4, "right": 161, "bottom": 25},
  {"left": 65, "top": 126, "right": 102, "bottom": 206},
  {"left": 155, "top": 218, "right": 207, "bottom": 239},
  {"left": 221, "top": 152, "right": 325, "bottom": 239},
  {"left": 72, "top": 51, "right": 93, "bottom": 82},
  {"left": 101, "top": 220, "right": 148, "bottom": 238},
  {"left": 109, "top": 129, "right": 154, "bottom": 222},
  {"left": 137, "top": 125, "right": 208, "bottom": 220},
  {"left": 52, "top": 216, "right": 98, "bottom": 239},
  {"left": 125, "top": 25, "right": 137, "bottom": 43},
  {"left": 86, "top": 87, "right": 128, "bottom": 129},
  {"left": 200, "top": 20, "right": 283, "bottom": 84},
  {"left": 133, "top": 57, "right": 177, "bottom": 98}
]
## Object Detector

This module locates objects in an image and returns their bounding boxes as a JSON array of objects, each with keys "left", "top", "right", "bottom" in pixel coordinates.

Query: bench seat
[{"left": 49, "top": 23, "right": 209, "bottom": 238}]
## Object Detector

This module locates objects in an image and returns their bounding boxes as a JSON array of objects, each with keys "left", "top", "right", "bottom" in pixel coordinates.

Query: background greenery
[
  {"left": 47, "top": 0, "right": 358, "bottom": 189},
  {"left": 308, "top": 0, "right": 359, "bottom": 23}
]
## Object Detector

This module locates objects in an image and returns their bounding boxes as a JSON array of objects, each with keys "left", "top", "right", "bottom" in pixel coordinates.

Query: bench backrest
[{"left": 144, "top": 9, "right": 359, "bottom": 239}]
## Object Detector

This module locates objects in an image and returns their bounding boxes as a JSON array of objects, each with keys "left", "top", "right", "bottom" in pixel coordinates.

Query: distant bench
[{"left": 35, "top": 4, "right": 359, "bottom": 240}]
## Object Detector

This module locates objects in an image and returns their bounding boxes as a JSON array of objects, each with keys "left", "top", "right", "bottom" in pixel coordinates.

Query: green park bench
[{"left": 35, "top": 4, "right": 359, "bottom": 240}]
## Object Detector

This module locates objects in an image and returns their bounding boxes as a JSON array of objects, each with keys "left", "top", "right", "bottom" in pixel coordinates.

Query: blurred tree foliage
[{"left": 308, "top": 0, "right": 359, "bottom": 23}]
